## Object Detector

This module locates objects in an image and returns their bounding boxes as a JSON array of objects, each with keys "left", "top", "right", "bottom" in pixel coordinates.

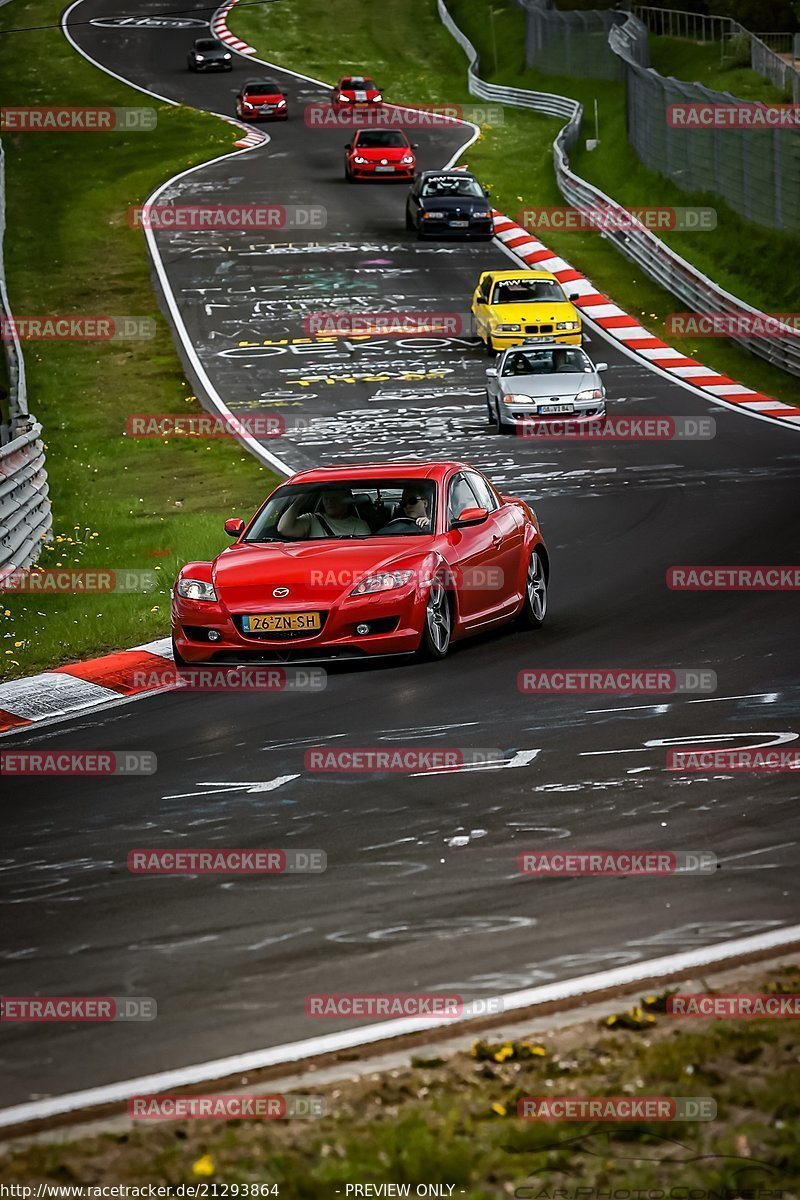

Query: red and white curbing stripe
[
  {"left": 0, "top": 639, "right": 175, "bottom": 734},
  {"left": 210, "top": 0, "right": 257, "bottom": 57},
  {"left": 492, "top": 212, "right": 800, "bottom": 426}
]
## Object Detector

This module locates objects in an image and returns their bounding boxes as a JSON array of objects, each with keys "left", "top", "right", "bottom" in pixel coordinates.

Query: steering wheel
[{"left": 379, "top": 518, "right": 422, "bottom": 532}]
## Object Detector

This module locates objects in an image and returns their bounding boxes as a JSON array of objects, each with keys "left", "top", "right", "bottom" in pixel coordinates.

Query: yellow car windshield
[{"left": 492, "top": 279, "right": 564, "bottom": 304}]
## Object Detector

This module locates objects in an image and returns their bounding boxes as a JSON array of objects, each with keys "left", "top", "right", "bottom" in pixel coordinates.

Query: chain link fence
[
  {"left": 0, "top": 141, "right": 52, "bottom": 573},
  {"left": 524, "top": 2, "right": 633, "bottom": 80},
  {"left": 520, "top": 1, "right": 800, "bottom": 234}
]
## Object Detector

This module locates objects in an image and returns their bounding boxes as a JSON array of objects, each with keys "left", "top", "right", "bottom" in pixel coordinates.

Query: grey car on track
[
  {"left": 485, "top": 342, "right": 607, "bottom": 432},
  {"left": 187, "top": 37, "right": 232, "bottom": 71}
]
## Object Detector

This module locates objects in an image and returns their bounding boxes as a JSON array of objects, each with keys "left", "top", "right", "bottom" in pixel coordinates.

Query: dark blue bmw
[{"left": 405, "top": 170, "right": 494, "bottom": 240}]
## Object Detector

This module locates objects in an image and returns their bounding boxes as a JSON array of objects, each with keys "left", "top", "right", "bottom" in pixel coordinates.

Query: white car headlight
[
  {"left": 575, "top": 387, "right": 603, "bottom": 401},
  {"left": 177, "top": 578, "right": 217, "bottom": 602},
  {"left": 495, "top": 324, "right": 521, "bottom": 332},
  {"left": 223, "top": 52, "right": 231, "bottom": 59},
  {"left": 422, "top": 211, "right": 445, "bottom": 218},
  {"left": 400, "top": 155, "right": 414, "bottom": 164},
  {"left": 338, "top": 93, "right": 351, "bottom": 102},
  {"left": 504, "top": 394, "right": 534, "bottom": 406},
  {"left": 556, "top": 320, "right": 580, "bottom": 330},
  {"left": 354, "top": 155, "right": 369, "bottom": 164},
  {"left": 350, "top": 570, "right": 414, "bottom": 596},
  {"left": 277, "top": 98, "right": 286, "bottom": 106},
  {"left": 195, "top": 54, "right": 205, "bottom": 61}
]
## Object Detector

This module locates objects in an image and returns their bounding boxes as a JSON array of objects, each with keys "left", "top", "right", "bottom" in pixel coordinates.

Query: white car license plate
[
  {"left": 449, "top": 220, "right": 469, "bottom": 227},
  {"left": 539, "top": 403, "right": 574, "bottom": 414},
  {"left": 375, "top": 165, "right": 395, "bottom": 173}
]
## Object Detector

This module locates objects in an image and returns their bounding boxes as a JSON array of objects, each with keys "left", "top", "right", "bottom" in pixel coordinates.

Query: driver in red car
[
  {"left": 400, "top": 490, "right": 431, "bottom": 529},
  {"left": 278, "top": 487, "right": 371, "bottom": 539}
]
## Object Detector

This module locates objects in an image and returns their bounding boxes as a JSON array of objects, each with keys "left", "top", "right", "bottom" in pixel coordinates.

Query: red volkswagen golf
[
  {"left": 344, "top": 130, "right": 417, "bottom": 181},
  {"left": 172, "top": 462, "right": 549, "bottom": 665}
]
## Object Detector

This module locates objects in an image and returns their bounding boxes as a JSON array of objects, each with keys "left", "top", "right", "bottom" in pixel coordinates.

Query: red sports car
[
  {"left": 333, "top": 75, "right": 383, "bottom": 107},
  {"left": 172, "top": 462, "right": 548, "bottom": 665},
  {"left": 235, "top": 78, "right": 289, "bottom": 121},
  {"left": 345, "top": 130, "right": 417, "bottom": 181}
]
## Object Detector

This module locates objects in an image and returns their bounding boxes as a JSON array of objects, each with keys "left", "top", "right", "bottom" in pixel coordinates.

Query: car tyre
[
  {"left": 518, "top": 549, "right": 547, "bottom": 629},
  {"left": 416, "top": 575, "right": 452, "bottom": 660},
  {"left": 405, "top": 206, "right": 414, "bottom": 232}
]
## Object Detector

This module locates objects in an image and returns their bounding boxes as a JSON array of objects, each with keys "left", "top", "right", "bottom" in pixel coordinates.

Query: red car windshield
[
  {"left": 341, "top": 78, "right": 377, "bottom": 91},
  {"left": 244, "top": 83, "right": 281, "bottom": 96},
  {"left": 245, "top": 481, "right": 437, "bottom": 541},
  {"left": 354, "top": 132, "right": 408, "bottom": 149}
]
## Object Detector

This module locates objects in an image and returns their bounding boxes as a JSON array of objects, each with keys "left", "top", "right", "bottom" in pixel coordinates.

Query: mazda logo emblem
[{"left": 273, "top": 587, "right": 289, "bottom": 598}]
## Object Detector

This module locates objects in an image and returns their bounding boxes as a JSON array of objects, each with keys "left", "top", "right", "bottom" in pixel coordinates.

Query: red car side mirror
[
  {"left": 452, "top": 506, "right": 488, "bottom": 528},
  {"left": 224, "top": 518, "right": 245, "bottom": 537}
]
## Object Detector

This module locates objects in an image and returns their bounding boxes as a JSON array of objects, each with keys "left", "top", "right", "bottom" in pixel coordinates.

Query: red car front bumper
[{"left": 172, "top": 586, "right": 425, "bottom": 662}]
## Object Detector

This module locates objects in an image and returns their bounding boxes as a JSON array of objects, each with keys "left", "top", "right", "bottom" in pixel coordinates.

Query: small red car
[
  {"left": 172, "top": 461, "right": 548, "bottom": 665},
  {"left": 345, "top": 129, "right": 417, "bottom": 182},
  {"left": 235, "top": 78, "right": 288, "bottom": 121},
  {"left": 333, "top": 75, "right": 383, "bottom": 107}
]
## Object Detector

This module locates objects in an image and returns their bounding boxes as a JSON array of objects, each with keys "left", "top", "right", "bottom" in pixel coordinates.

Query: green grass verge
[
  {"left": 0, "top": 0, "right": 278, "bottom": 680},
  {"left": 5, "top": 966, "right": 799, "bottom": 1193},
  {"left": 230, "top": 0, "right": 800, "bottom": 409}
]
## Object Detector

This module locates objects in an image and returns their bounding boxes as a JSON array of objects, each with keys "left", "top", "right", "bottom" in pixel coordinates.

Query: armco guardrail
[
  {"left": 0, "top": 141, "right": 51, "bottom": 572},
  {"left": 437, "top": 0, "right": 800, "bottom": 380}
]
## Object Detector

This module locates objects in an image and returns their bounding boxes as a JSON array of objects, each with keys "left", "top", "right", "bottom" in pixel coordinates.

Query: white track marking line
[{"left": 1, "top": 924, "right": 798, "bottom": 1130}]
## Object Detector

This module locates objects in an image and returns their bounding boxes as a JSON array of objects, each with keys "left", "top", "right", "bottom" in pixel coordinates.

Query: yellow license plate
[{"left": 243, "top": 612, "right": 321, "bottom": 633}]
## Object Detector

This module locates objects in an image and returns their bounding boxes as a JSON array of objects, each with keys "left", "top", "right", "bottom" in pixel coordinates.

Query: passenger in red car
[{"left": 277, "top": 488, "right": 371, "bottom": 539}]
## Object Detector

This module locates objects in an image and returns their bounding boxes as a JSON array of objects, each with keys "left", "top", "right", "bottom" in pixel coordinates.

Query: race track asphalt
[{"left": 1, "top": 0, "right": 798, "bottom": 1108}]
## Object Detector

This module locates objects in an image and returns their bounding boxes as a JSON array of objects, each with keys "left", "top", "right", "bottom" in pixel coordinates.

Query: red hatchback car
[
  {"left": 345, "top": 130, "right": 417, "bottom": 182},
  {"left": 172, "top": 462, "right": 549, "bottom": 665},
  {"left": 333, "top": 75, "right": 383, "bottom": 107},
  {"left": 235, "top": 78, "right": 288, "bottom": 121}
]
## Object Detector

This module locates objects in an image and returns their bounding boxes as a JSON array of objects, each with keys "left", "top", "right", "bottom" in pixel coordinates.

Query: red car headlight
[
  {"left": 176, "top": 577, "right": 217, "bottom": 602},
  {"left": 350, "top": 570, "right": 414, "bottom": 596}
]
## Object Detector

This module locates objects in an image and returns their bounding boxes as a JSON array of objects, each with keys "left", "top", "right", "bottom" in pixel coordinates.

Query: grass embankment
[
  {"left": 230, "top": 0, "right": 800, "bottom": 409},
  {"left": 4, "top": 965, "right": 799, "bottom": 1193},
  {"left": 0, "top": 0, "right": 277, "bottom": 680},
  {"left": 649, "top": 35, "right": 791, "bottom": 102}
]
